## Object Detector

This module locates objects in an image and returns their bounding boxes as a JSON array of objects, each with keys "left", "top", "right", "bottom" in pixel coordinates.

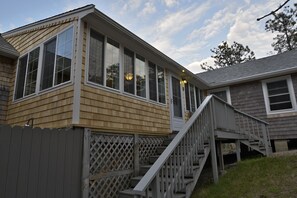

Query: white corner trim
[{"left": 72, "top": 19, "right": 83, "bottom": 125}]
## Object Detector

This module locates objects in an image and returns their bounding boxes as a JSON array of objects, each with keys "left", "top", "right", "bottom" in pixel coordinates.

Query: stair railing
[
  {"left": 131, "top": 95, "right": 214, "bottom": 197},
  {"left": 128, "top": 95, "right": 270, "bottom": 198}
]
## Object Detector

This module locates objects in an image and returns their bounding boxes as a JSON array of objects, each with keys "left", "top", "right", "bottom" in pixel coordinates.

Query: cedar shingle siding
[{"left": 229, "top": 73, "right": 297, "bottom": 140}]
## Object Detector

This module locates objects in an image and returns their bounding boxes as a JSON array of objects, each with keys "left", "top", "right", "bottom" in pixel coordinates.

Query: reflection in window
[
  {"left": 41, "top": 38, "right": 56, "bottom": 90},
  {"left": 267, "top": 80, "right": 292, "bottom": 111},
  {"left": 55, "top": 27, "right": 73, "bottom": 85},
  {"left": 15, "top": 55, "right": 28, "bottom": 99},
  {"left": 25, "top": 48, "right": 40, "bottom": 96},
  {"left": 135, "top": 54, "right": 146, "bottom": 97},
  {"left": 124, "top": 48, "right": 134, "bottom": 94},
  {"left": 106, "top": 38, "right": 120, "bottom": 89},
  {"left": 41, "top": 27, "right": 73, "bottom": 90},
  {"left": 89, "top": 29, "right": 104, "bottom": 85},
  {"left": 189, "top": 84, "right": 196, "bottom": 112},
  {"left": 158, "top": 66, "right": 165, "bottom": 103},
  {"left": 149, "top": 62, "right": 157, "bottom": 101}
]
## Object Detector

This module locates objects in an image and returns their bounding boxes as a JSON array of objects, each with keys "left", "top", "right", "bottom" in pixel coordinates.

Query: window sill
[{"left": 267, "top": 110, "right": 297, "bottom": 118}]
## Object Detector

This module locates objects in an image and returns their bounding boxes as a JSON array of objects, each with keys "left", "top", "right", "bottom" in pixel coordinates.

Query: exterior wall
[
  {"left": 229, "top": 73, "right": 297, "bottom": 140},
  {"left": 0, "top": 56, "right": 14, "bottom": 124},
  {"left": 4, "top": 19, "right": 77, "bottom": 128},
  {"left": 79, "top": 22, "right": 171, "bottom": 135}
]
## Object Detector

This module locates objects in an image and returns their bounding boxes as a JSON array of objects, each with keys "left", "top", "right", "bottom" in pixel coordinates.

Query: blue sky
[{"left": 0, "top": 0, "right": 295, "bottom": 73}]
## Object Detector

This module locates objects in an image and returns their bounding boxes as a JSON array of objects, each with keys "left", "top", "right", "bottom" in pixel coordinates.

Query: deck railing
[{"left": 129, "top": 95, "right": 270, "bottom": 198}]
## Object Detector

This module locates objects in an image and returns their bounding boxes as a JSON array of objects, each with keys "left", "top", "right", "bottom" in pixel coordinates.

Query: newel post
[
  {"left": 210, "top": 97, "right": 219, "bottom": 183},
  {"left": 261, "top": 124, "right": 270, "bottom": 156},
  {"left": 134, "top": 134, "right": 140, "bottom": 176},
  {"left": 82, "top": 128, "right": 91, "bottom": 198}
]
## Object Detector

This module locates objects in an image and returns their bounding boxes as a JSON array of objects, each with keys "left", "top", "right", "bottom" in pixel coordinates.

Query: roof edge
[{"left": 2, "top": 4, "right": 95, "bottom": 37}]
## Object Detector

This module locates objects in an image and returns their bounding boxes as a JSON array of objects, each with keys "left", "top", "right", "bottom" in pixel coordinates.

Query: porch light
[
  {"left": 125, "top": 73, "right": 133, "bottom": 81},
  {"left": 181, "top": 78, "right": 187, "bottom": 84}
]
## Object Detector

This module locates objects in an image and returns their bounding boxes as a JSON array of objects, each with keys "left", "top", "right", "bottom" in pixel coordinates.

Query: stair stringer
[
  {"left": 184, "top": 146, "right": 210, "bottom": 198},
  {"left": 240, "top": 140, "right": 267, "bottom": 156}
]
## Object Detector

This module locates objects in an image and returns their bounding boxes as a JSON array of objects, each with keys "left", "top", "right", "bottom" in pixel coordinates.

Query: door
[{"left": 170, "top": 75, "right": 184, "bottom": 131}]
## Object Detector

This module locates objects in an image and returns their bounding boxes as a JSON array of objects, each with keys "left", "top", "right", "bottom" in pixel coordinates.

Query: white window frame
[
  {"left": 85, "top": 26, "right": 167, "bottom": 105},
  {"left": 13, "top": 25, "right": 75, "bottom": 102},
  {"left": 208, "top": 87, "right": 231, "bottom": 104},
  {"left": 262, "top": 75, "right": 297, "bottom": 115}
]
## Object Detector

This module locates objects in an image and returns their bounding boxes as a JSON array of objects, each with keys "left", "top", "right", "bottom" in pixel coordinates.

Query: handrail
[
  {"left": 133, "top": 95, "right": 213, "bottom": 193},
  {"left": 129, "top": 95, "right": 271, "bottom": 197}
]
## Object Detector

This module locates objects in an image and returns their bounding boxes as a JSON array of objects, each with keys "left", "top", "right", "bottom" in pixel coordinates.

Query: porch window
[
  {"left": 208, "top": 87, "right": 231, "bottom": 104},
  {"left": 262, "top": 76, "right": 296, "bottom": 114},
  {"left": 195, "top": 87, "right": 201, "bottom": 108},
  {"left": 88, "top": 29, "right": 104, "bottom": 85},
  {"left": 124, "top": 48, "right": 135, "bottom": 94},
  {"left": 106, "top": 38, "right": 120, "bottom": 89},
  {"left": 41, "top": 27, "right": 73, "bottom": 90},
  {"left": 15, "top": 47, "right": 40, "bottom": 99},
  {"left": 157, "top": 66, "right": 165, "bottom": 103},
  {"left": 189, "top": 84, "right": 196, "bottom": 112},
  {"left": 135, "top": 54, "right": 146, "bottom": 97},
  {"left": 149, "top": 62, "right": 157, "bottom": 101},
  {"left": 185, "top": 83, "right": 199, "bottom": 112}
]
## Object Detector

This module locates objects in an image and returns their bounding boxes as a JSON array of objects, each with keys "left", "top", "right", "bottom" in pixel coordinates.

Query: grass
[{"left": 191, "top": 154, "right": 297, "bottom": 198}]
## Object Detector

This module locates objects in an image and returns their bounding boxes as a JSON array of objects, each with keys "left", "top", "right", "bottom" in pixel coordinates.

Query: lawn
[{"left": 191, "top": 153, "right": 297, "bottom": 198}]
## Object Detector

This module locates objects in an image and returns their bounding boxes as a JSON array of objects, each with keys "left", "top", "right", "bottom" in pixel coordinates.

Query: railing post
[
  {"left": 235, "top": 140, "right": 241, "bottom": 162},
  {"left": 261, "top": 124, "right": 270, "bottom": 156},
  {"left": 134, "top": 134, "right": 140, "bottom": 176},
  {"left": 216, "top": 141, "right": 224, "bottom": 173},
  {"left": 82, "top": 128, "right": 91, "bottom": 198},
  {"left": 210, "top": 98, "right": 219, "bottom": 184},
  {"left": 151, "top": 175, "right": 161, "bottom": 197}
]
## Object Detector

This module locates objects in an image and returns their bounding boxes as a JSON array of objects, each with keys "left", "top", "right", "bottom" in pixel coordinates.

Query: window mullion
[
  {"left": 52, "top": 36, "right": 59, "bottom": 87},
  {"left": 103, "top": 36, "right": 107, "bottom": 86},
  {"left": 36, "top": 45, "right": 44, "bottom": 94},
  {"left": 23, "top": 53, "right": 30, "bottom": 97},
  {"left": 156, "top": 65, "right": 159, "bottom": 102}
]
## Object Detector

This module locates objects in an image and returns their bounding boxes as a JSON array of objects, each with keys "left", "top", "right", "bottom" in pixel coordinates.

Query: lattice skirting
[{"left": 87, "top": 131, "right": 167, "bottom": 198}]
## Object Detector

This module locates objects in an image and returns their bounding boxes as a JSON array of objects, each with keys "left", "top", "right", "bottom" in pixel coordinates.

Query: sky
[{"left": 0, "top": 0, "right": 295, "bottom": 73}]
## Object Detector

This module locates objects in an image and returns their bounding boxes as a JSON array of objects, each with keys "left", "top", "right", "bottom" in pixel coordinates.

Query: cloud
[
  {"left": 188, "top": 7, "right": 236, "bottom": 40},
  {"left": 138, "top": 1, "right": 156, "bottom": 16},
  {"left": 25, "top": 17, "right": 35, "bottom": 24},
  {"left": 156, "top": 2, "right": 211, "bottom": 35},
  {"left": 226, "top": 1, "right": 281, "bottom": 58},
  {"left": 121, "top": 0, "right": 142, "bottom": 13},
  {"left": 163, "top": 0, "right": 178, "bottom": 7},
  {"left": 186, "top": 57, "right": 215, "bottom": 74}
]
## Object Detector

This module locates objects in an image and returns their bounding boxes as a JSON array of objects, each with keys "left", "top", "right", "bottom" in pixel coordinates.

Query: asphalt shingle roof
[
  {"left": 0, "top": 34, "right": 19, "bottom": 58},
  {"left": 197, "top": 49, "right": 297, "bottom": 87}
]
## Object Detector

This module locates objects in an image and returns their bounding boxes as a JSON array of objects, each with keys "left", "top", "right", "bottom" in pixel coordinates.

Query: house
[
  {"left": 0, "top": 4, "right": 274, "bottom": 198},
  {"left": 0, "top": 34, "right": 19, "bottom": 124},
  {"left": 1, "top": 4, "right": 208, "bottom": 134},
  {"left": 197, "top": 49, "right": 297, "bottom": 152}
]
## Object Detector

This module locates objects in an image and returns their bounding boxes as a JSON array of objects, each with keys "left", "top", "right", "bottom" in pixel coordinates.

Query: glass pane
[
  {"left": 25, "top": 47, "right": 40, "bottom": 96},
  {"left": 149, "top": 61, "right": 157, "bottom": 101},
  {"left": 195, "top": 87, "right": 201, "bottom": 108},
  {"left": 55, "top": 27, "right": 73, "bottom": 85},
  {"left": 172, "top": 77, "right": 182, "bottom": 117},
  {"left": 157, "top": 66, "right": 165, "bottom": 103},
  {"left": 185, "top": 84, "right": 190, "bottom": 110},
  {"left": 270, "top": 102, "right": 292, "bottom": 111},
  {"left": 269, "top": 94, "right": 291, "bottom": 104},
  {"left": 88, "top": 29, "right": 104, "bottom": 85},
  {"left": 41, "top": 38, "right": 56, "bottom": 90},
  {"left": 124, "top": 48, "right": 134, "bottom": 94},
  {"left": 267, "top": 80, "right": 289, "bottom": 96},
  {"left": 190, "top": 84, "right": 196, "bottom": 112},
  {"left": 106, "top": 38, "right": 120, "bottom": 90},
  {"left": 135, "top": 54, "right": 146, "bottom": 97},
  {"left": 15, "top": 55, "right": 28, "bottom": 99}
]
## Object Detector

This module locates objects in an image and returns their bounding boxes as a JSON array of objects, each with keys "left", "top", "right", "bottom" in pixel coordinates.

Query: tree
[
  {"left": 201, "top": 41, "right": 256, "bottom": 71},
  {"left": 265, "top": 3, "right": 297, "bottom": 53}
]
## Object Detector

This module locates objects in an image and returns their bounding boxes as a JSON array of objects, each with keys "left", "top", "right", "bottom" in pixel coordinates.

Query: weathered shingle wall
[
  {"left": 230, "top": 73, "right": 297, "bottom": 140},
  {"left": 0, "top": 56, "right": 14, "bottom": 124}
]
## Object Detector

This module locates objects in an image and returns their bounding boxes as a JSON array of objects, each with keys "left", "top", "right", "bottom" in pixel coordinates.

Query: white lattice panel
[{"left": 139, "top": 136, "right": 166, "bottom": 165}]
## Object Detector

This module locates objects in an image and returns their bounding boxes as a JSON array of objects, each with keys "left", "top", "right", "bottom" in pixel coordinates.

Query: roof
[
  {"left": 0, "top": 34, "right": 19, "bottom": 58},
  {"left": 197, "top": 49, "right": 297, "bottom": 88}
]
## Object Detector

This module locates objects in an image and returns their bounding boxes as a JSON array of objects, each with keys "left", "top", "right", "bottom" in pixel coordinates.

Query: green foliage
[
  {"left": 265, "top": 3, "right": 297, "bottom": 53},
  {"left": 201, "top": 41, "right": 255, "bottom": 71},
  {"left": 192, "top": 154, "right": 297, "bottom": 198}
]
